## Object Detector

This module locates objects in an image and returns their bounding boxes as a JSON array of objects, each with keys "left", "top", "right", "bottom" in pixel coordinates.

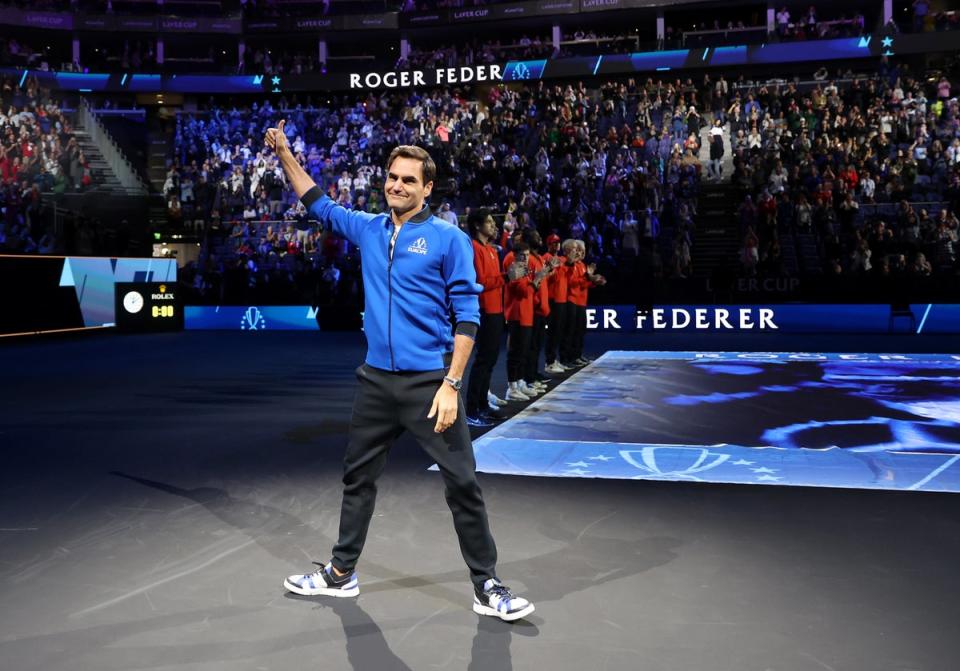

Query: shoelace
[
  {"left": 486, "top": 583, "right": 514, "bottom": 599},
  {"left": 312, "top": 561, "right": 350, "bottom": 582}
]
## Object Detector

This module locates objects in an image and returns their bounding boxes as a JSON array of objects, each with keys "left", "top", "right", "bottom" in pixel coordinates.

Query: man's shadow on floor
[
  {"left": 284, "top": 592, "right": 538, "bottom": 671},
  {"left": 112, "top": 471, "right": 679, "bottom": 608},
  {"left": 284, "top": 594, "right": 414, "bottom": 671},
  {"left": 113, "top": 471, "right": 677, "bottom": 670}
]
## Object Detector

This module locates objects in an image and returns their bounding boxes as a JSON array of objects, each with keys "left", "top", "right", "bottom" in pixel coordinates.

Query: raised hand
[
  {"left": 264, "top": 119, "right": 290, "bottom": 156},
  {"left": 533, "top": 263, "right": 554, "bottom": 282}
]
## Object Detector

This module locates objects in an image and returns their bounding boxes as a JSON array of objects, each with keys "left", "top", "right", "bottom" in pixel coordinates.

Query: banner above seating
[
  {"left": 4, "top": 32, "right": 954, "bottom": 95},
  {"left": 0, "top": 0, "right": 734, "bottom": 35},
  {"left": 0, "top": 0, "right": 703, "bottom": 35},
  {"left": 0, "top": 7, "right": 243, "bottom": 33}
]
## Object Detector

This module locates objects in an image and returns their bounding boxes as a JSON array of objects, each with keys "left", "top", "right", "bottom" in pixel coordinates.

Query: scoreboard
[{"left": 114, "top": 282, "right": 183, "bottom": 332}]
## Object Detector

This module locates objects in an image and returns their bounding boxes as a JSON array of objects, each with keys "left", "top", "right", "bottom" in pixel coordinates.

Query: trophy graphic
[{"left": 620, "top": 446, "right": 731, "bottom": 481}]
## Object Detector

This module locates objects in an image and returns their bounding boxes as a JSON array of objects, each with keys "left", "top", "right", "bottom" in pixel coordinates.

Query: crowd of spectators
[
  {"left": 174, "top": 57, "right": 960, "bottom": 305},
  {"left": 401, "top": 30, "right": 639, "bottom": 71},
  {"left": 666, "top": 5, "right": 872, "bottom": 49},
  {"left": 906, "top": 0, "right": 960, "bottom": 34},
  {"left": 82, "top": 41, "right": 158, "bottom": 73},
  {"left": 0, "top": 80, "right": 94, "bottom": 253},
  {"left": 238, "top": 45, "right": 323, "bottom": 76},
  {"left": 772, "top": 6, "right": 866, "bottom": 41},
  {"left": 175, "top": 76, "right": 715, "bottom": 303},
  {"left": 401, "top": 36, "right": 552, "bottom": 71},
  {"left": 0, "top": 38, "right": 51, "bottom": 69},
  {"left": 721, "top": 60, "right": 959, "bottom": 281}
]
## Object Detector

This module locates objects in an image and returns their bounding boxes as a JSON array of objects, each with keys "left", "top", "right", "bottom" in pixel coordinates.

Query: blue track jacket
[{"left": 302, "top": 188, "right": 481, "bottom": 372}]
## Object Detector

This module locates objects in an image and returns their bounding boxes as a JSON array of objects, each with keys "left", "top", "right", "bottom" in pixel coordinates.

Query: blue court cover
[{"left": 466, "top": 352, "right": 960, "bottom": 493}]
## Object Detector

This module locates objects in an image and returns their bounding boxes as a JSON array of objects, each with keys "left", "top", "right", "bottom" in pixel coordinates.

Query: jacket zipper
[{"left": 387, "top": 223, "right": 401, "bottom": 370}]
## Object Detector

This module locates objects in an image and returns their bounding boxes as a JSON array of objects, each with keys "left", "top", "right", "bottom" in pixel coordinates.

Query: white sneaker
[
  {"left": 505, "top": 382, "right": 530, "bottom": 402},
  {"left": 519, "top": 381, "right": 541, "bottom": 397},
  {"left": 284, "top": 562, "right": 359, "bottom": 597},
  {"left": 530, "top": 381, "right": 547, "bottom": 392},
  {"left": 473, "top": 579, "right": 535, "bottom": 622},
  {"left": 520, "top": 380, "right": 542, "bottom": 396},
  {"left": 488, "top": 391, "right": 507, "bottom": 407},
  {"left": 546, "top": 362, "right": 565, "bottom": 374}
]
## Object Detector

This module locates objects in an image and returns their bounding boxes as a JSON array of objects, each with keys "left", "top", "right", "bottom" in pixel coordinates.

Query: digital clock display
[{"left": 115, "top": 282, "right": 183, "bottom": 332}]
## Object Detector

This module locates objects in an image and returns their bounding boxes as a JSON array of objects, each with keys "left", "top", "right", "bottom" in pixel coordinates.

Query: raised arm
[
  {"left": 264, "top": 120, "right": 315, "bottom": 199},
  {"left": 264, "top": 119, "right": 375, "bottom": 244}
]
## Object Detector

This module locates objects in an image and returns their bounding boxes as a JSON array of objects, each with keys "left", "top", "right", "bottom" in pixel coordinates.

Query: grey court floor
[{"left": 1, "top": 331, "right": 958, "bottom": 671}]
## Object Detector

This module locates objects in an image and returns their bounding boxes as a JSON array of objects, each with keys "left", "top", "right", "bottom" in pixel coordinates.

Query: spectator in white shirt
[
  {"left": 776, "top": 7, "right": 791, "bottom": 36},
  {"left": 860, "top": 172, "right": 876, "bottom": 202},
  {"left": 438, "top": 202, "right": 458, "bottom": 226},
  {"left": 352, "top": 172, "right": 369, "bottom": 194},
  {"left": 769, "top": 163, "right": 788, "bottom": 194}
]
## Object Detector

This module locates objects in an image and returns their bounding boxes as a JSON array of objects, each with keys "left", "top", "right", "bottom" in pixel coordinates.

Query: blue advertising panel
[
  {"left": 185, "top": 306, "right": 321, "bottom": 331},
  {"left": 584, "top": 304, "right": 959, "bottom": 334},
  {"left": 183, "top": 304, "right": 960, "bottom": 334}
]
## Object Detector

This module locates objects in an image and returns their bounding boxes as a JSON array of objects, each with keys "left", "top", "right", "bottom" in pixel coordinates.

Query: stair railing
[{"left": 77, "top": 98, "right": 148, "bottom": 194}]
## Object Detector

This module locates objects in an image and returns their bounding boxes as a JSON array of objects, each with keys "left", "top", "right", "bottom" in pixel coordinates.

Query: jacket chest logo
[{"left": 407, "top": 237, "right": 429, "bottom": 255}]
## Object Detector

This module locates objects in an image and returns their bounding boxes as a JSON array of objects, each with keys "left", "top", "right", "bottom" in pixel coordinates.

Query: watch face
[{"left": 123, "top": 291, "right": 144, "bottom": 314}]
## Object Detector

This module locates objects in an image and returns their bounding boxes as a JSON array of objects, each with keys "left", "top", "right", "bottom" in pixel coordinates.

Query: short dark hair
[
  {"left": 385, "top": 145, "right": 437, "bottom": 185},
  {"left": 522, "top": 228, "right": 541, "bottom": 248},
  {"left": 467, "top": 208, "right": 491, "bottom": 237},
  {"left": 512, "top": 241, "right": 530, "bottom": 254}
]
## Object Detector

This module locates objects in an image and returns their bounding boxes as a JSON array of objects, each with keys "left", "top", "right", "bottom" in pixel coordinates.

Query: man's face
[
  {"left": 480, "top": 215, "right": 497, "bottom": 240},
  {"left": 384, "top": 156, "right": 432, "bottom": 216}
]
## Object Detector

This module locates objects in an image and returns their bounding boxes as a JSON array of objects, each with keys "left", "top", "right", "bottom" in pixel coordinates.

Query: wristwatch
[{"left": 443, "top": 375, "right": 463, "bottom": 391}]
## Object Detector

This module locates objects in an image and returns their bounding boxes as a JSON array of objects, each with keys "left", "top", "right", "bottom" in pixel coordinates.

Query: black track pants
[
  {"left": 331, "top": 363, "right": 498, "bottom": 590},
  {"left": 465, "top": 311, "right": 504, "bottom": 415}
]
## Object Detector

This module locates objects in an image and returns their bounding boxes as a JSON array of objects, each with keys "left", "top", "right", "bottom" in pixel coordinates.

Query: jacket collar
[
  {"left": 389, "top": 203, "right": 432, "bottom": 226},
  {"left": 409, "top": 203, "right": 432, "bottom": 223}
]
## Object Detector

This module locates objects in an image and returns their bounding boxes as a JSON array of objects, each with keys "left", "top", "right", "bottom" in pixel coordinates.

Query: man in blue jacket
[{"left": 265, "top": 121, "right": 534, "bottom": 622}]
